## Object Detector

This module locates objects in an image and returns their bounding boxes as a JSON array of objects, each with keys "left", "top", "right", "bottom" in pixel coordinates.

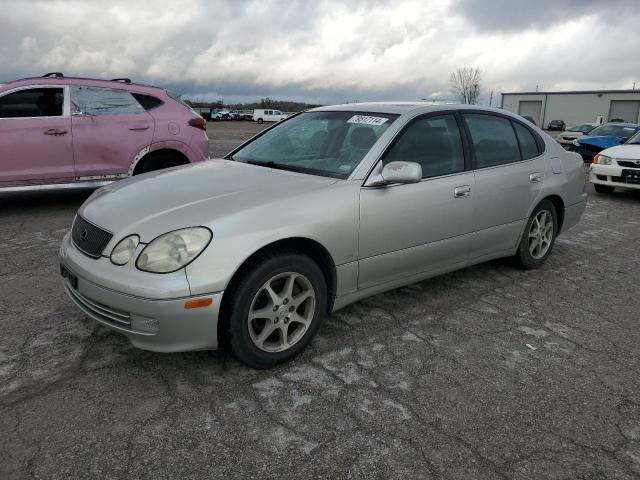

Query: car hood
[
  {"left": 600, "top": 144, "right": 640, "bottom": 159},
  {"left": 577, "top": 135, "right": 623, "bottom": 149},
  {"left": 79, "top": 160, "right": 338, "bottom": 239},
  {"left": 559, "top": 131, "right": 582, "bottom": 138}
]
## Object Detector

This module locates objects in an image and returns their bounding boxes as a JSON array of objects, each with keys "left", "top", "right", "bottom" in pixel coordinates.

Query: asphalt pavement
[{"left": 1, "top": 124, "right": 639, "bottom": 479}]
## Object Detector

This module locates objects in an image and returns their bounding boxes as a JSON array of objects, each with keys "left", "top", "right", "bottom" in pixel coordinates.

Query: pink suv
[{"left": 0, "top": 73, "right": 209, "bottom": 191}]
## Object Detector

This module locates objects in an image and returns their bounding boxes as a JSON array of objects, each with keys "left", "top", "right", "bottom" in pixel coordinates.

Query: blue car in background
[{"left": 572, "top": 122, "right": 640, "bottom": 161}]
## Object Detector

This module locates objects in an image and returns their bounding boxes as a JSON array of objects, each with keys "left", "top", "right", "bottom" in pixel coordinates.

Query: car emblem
[{"left": 80, "top": 229, "right": 88, "bottom": 241}]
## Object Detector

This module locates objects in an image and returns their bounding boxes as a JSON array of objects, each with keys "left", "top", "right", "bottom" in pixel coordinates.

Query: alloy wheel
[
  {"left": 247, "top": 272, "right": 316, "bottom": 353},
  {"left": 528, "top": 210, "right": 554, "bottom": 260}
]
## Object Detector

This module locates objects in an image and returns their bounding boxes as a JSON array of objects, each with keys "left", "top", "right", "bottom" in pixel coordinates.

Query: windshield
[
  {"left": 627, "top": 131, "right": 640, "bottom": 144},
  {"left": 230, "top": 111, "right": 398, "bottom": 178},
  {"left": 588, "top": 124, "right": 638, "bottom": 138},
  {"left": 568, "top": 124, "right": 595, "bottom": 133}
]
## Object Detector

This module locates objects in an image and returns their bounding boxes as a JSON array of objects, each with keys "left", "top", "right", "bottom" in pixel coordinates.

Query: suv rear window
[{"left": 132, "top": 93, "right": 163, "bottom": 110}]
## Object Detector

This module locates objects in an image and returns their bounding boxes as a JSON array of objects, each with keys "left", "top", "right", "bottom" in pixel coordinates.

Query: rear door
[
  {"left": 0, "top": 85, "right": 73, "bottom": 184},
  {"left": 70, "top": 85, "right": 154, "bottom": 178},
  {"left": 358, "top": 113, "right": 475, "bottom": 289},
  {"left": 463, "top": 113, "right": 546, "bottom": 260}
]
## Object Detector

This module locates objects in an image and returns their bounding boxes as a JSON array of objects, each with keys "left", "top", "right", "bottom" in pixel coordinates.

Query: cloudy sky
[{"left": 1, "top": 0, "right": 638, "bottom": 105}]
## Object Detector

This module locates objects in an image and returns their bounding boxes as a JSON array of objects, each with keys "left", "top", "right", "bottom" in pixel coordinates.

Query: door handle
[
  {"left": 529, "top": 172, "right": 543, "bottom": 183},
  {"left": 454, "top": 185, "right": 471, "bottom": 198},
  {"left": 43, "top": 128, "right": 68, "bottom": 136},
  {"left": 128, "top": 126, "right": 150, "bottom": 131}
]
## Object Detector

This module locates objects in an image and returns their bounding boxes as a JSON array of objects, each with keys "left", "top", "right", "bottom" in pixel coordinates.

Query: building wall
[{"left": 501, "top": 92, "right": 640, "bottom": 128}]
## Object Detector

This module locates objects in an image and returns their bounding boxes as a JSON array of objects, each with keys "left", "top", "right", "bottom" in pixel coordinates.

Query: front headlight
[
  {"left": 136, "top": 227, "right": 212, "bottom": 273},
  {"left": 572, "top": 139, "right": 581, "bottom": 146},
  {"left": 593, "top": 154, "right": 612, "bottom": 165},
  {"left": 110, "top": 235, "right": 140, "bottom": 265}
]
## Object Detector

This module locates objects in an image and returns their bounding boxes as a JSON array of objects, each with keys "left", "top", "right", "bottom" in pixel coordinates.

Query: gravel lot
[{"left": 1, "top": 122, "right": 640, "bottom": 479}]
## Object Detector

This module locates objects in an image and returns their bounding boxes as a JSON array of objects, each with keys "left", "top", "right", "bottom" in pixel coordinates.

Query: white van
[{"left": 252, "top": 109, "right": 287, "bottom": 124}]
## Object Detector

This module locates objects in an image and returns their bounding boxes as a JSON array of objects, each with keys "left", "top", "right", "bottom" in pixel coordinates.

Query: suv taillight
[{"left": 188, "top": 118, "right": 206, "bottom": 130}]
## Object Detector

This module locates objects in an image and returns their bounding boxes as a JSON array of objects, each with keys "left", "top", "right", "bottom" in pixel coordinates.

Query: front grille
[
  {"left": 617, "top": 160, "right": 640, "bottom": 168},
  {"left": 64, "top": 280, "right": 131, "bottom": 327},
  {"left": 71, "top": 215, "right": 113, "bottom": 258},
  {"left": 596, "top": 175, "right": 607, "bottom": 181}
]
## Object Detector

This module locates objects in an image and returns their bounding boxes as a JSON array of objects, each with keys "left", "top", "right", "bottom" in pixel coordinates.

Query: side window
[
  {"left": 464, "top": 114, "right": 521, "bottom": 168},
  {"left": 513, "top": 122, "right": 539, "bottom": 159},
  {"left": 0, "top": 87, "right": 64, "bottom": 118},
  {"left": 131, "top": 93, "right": 163, "bottom": 111},
  {"left": 71, "top": 86, "right": 145, "bottom": 116},
  {"left": 383, "top": 114, "right": 464, "bottom": 179}
]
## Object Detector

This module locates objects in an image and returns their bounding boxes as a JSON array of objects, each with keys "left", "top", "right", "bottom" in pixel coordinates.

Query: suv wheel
[
  {"left": 224, "top": 251, "right": 327, "bottom": 369},
  {"left": 134, "top": 152, "right": 187, "bottom": 175},
  {"left": 514, "top": 200, "right": 558, "bottom": 269}
]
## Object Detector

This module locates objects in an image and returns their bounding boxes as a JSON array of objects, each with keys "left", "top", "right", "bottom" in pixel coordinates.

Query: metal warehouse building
[{"left": 501, "top": 90, "right": 640, "bottom": 129}]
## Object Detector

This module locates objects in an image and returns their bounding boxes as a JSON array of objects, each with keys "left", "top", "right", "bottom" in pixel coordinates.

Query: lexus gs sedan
[{"left": 60, "top": 103, "right": 587, "bottom": 368}]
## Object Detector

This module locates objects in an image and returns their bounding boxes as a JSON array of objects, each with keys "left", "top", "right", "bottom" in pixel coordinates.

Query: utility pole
[{"left": 489, "top": 90, "right": 494, "bottom": 107}]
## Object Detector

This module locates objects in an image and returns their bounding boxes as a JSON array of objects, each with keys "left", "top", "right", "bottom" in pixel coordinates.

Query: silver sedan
[{"left": 60, "top": 103, "right": 587, "bottom": 368}]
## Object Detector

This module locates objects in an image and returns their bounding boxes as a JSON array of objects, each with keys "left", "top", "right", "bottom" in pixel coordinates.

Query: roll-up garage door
[
  {"left": 518, "top": 101, "right": 542, "bottom": 126},
  {"left": 609, "top": 100, "right": 640, "bottom": 123}
]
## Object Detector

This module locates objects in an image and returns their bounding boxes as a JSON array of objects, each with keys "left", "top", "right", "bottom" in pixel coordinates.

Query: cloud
[{"left": 1, "top": 0, "right": 639, "bottom": 104}]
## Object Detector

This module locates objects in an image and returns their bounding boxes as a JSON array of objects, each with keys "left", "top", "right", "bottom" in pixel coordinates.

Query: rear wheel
[
  {"left": 224, "top": 251, "right": 327, "bottom": 369},
  {"left": 133, "top": 152, "right": 187, "bottom": 175},
  {"left": 594, "top": 184, "right": 615, "bottom": 194},
  {"left": 514, "top": 200, "right": 558, "bottom": 269}
]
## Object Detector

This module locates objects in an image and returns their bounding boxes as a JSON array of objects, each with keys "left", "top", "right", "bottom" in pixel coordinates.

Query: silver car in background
[{"left": 60, "top": 102, "right": 587, "bottom": 368}]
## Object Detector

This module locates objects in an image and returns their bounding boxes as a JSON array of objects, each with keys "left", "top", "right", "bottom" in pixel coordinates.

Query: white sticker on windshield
[{"left": 347, "top": 115, "right": 388, "bottom": 126}]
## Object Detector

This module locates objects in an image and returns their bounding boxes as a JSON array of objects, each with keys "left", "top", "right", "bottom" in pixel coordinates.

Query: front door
[
  {"left": 70, "top": 85, "right": 154, "bottom": 178},
  {"left": 0, "top": 85, "right": 73, "bottom": 184},
  {"left": 358, "top": 113, "right": 475, "bottom": 289}
]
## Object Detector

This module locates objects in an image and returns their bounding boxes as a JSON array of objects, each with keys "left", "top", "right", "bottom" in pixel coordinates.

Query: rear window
[
  {"left": 132, "top": 93, "right": 163, "bottom": 110},
  {"left": 71, "top": 86, "right": 145, "bottom": 116},
  {"left": 513, "top": 122, "right": 540, "bottom": 159},
  {"left": 464, "top": 114, "right": 521, "bottom": 168}
]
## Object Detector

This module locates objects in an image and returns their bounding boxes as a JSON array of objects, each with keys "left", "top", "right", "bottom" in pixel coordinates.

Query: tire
[
  {"left": 594, "top": 184, "right": 615, "bottom": 194},
  {"left": 134, "top": 152, "right": 186, "bottom": 175},
  {"left": 514, "top": 199, "right": 558, "bottom": 269},
  {"left": 257, "top": 118, "right": 264, "bottom": 124},
  {"left": 224, "top": 251, "right": 327, "bottom": 369}
]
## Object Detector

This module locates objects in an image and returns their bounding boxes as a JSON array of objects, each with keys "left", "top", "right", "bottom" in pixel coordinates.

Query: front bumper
[
  {"left": 589, "top": 164, "right": 640, "bottom": 190},
  {"left": 60, "top": 233, "right": 223, "bottom": 352}
]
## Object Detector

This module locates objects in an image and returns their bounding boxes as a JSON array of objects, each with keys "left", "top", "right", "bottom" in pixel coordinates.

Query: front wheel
[
  {"left": 514, "top": 200, "right": 558, "bottom": 269},
  {"left": 594, "top": 184, "right": 615, "bottom": 194},
  {"left": 257, "top": 118, "right": 264, "bottom": 124},
  {"left": 224, "top": 252, "right": 327, "bottom": 369}
]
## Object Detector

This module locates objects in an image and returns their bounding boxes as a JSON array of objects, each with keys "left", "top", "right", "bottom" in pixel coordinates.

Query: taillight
[{"left": 188, "top": 118, "right": 206, "bottom": 130}]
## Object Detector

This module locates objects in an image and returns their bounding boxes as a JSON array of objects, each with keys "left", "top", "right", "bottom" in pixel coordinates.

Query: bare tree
[{"left": 450, "top": 67, "right": 482, "bottom": 105}]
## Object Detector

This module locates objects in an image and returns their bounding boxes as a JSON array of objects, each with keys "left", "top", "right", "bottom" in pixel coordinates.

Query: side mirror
[{"left": 367, "top": 161, "right": 422, "bottom": 186}]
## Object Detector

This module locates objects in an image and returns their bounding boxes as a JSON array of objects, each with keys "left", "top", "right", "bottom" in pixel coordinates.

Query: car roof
[
  {"left": 601, "top": 122, "right": 640, "bottom": 128},
  {"left": 310, "top": 101, "right": 512, "bottom": 116},
  {"left": 1, "top": 75, "right": 166, "bottom": 95}
]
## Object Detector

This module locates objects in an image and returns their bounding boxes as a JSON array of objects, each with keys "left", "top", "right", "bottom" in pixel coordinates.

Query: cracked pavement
[{"left": 1, "top": 125, "right": 640, "bottom": 479}]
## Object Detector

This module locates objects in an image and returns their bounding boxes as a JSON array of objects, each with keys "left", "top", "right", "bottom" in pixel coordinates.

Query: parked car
[
  {"left": 210, "top": 108, "right": 231, "bottom": 120},
  {"left": 241, "top": 111, "right": 254, "bottom": 121},
  {"left": 228, "top": 109, "right": 244, "bottom": 120},
  {"left": 571, "top": 122, "right": 640, "bottom": 162},
  {"left": 60, "top": 103, "right": 587, "bottom": 368},
  {"left": 547, "top": 120, "right": 566, "bottom": 131},
  {"left": 556, "top": 123, "right": 599, "bottom": 148},
  {"left": 253, "top": 109, "right": 287, "bottom": 124},
  {"left": 0, "top": 73, "right": 209, "bottom": 191},
  {"left": 589, "top": 130, "right": 640, "bottom": 193}
]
